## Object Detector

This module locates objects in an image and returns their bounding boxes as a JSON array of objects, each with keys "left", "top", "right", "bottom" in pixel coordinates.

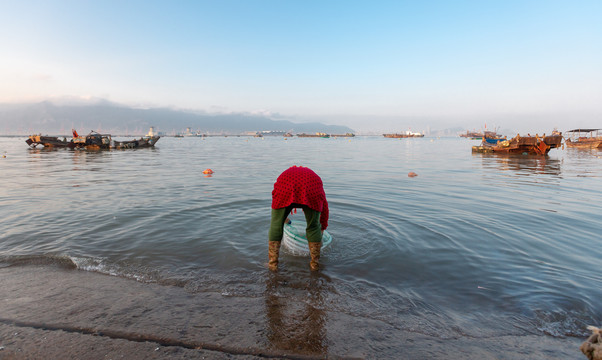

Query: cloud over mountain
[{"left": 0, "top": 101, "right": 354, "bottom": 135}]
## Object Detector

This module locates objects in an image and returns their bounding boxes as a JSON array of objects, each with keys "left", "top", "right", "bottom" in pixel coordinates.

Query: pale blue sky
[{"left": 1, "top": 0, "right": 601, "bottom": 132}]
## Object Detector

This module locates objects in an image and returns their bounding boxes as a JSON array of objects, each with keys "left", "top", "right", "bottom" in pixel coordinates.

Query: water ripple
[{"left": 1, "top": 136, "right": 600, "bottom": 338}]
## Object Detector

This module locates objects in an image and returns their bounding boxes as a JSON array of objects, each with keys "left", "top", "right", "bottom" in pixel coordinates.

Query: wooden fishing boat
[
  {"left": 26, "top": 129, "right": 160, "bottom": 150},
  {"left": 564, "top": 129, "right": 602, "bottom": 148},
  {"left": 25, "top": 135, "right": 75, "bottom": 148},
  {"left": 331, "top": 133, "right": 355, "bottom": 137},
  {"left": 472, "top": 133, "right": 562, "bottom": 155},
  {"left": 72, "top": 131, "right": 112, "bottom": 149},
  {"left": 113, "top": 135, "right": 160, "bottom": 149}
]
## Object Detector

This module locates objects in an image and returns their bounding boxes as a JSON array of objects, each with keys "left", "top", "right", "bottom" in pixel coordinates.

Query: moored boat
[
  {"left": 113, "top": 135, "right": 161, "bottom": 149},
  {"left": 26, "top": 129, "right": 160, "bottom": 150},
  {"left": 72, "top": 131, "right": 112, "bottom": 149},
  {"left": 25, "top": 135, "right": 74, "bottom": 148},
  {"left": 564, "top": 129, "right": 602, "bottom": 148},
  {"left": 472, "top": 133, "right": 562, "bottom": 155}
]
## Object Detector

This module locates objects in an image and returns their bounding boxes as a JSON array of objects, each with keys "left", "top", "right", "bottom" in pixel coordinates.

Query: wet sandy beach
[{"left": 0, "top": 265, "right": 585, "bottom": 359}]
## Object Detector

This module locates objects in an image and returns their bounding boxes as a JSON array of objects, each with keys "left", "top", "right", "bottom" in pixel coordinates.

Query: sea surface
[{"left": 1, "top": 135, "right": 600, "bottom": 341}]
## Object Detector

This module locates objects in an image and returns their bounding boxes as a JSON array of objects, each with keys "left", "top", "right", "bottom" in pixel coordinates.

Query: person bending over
[{"left": 268, "top": 166, "right": 329, "bottom": 271}]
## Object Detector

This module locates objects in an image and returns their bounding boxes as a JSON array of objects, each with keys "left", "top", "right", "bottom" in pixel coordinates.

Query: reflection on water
[
  {"left": 564, "top": 148, "right": 602, "bottom": 178},
  {"left": 264, "top": 272, "right": 328, "bottom": 356},
  {"left": 566, "top": 146, "right": 602, "bottom": 155},
  {"left": 474, "top": 153, "right": 562, "bottom": 177}
]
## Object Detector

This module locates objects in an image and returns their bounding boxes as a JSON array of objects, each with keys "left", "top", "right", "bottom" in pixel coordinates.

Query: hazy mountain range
[{"left": 0, "top": 101, "right": 354, "bottom": 136}]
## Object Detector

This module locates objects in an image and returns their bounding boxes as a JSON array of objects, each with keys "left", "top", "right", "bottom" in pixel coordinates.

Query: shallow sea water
[{"left": 0, "top": 135, "right": 600, "bottom": 342}]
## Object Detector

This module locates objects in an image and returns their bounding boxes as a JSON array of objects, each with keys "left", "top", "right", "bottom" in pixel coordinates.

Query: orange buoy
[
  {"left": 408, "top": 172, "right": 418, "bottom": 177},
  {"left": 202, "top": 169, "right": 214, "bottom": 174}
]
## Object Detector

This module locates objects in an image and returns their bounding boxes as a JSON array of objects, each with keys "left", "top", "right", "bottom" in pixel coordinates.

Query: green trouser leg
[
  {"left": 268, "top": 206, "right": 291, "bottom": 242},
  {"left": 268, "top": 205, "right": 322, "bottom": 243},
  {"left": 302, "top": 206, "right": 322, "bottom": 243}
]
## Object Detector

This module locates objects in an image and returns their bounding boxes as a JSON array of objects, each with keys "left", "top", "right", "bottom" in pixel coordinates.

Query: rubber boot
[
  {"left": 268, "top": 241, "right": 281, "bottom": 271},
  {"left": 308, "top": 242, "right": 321, "bottom": 271}
]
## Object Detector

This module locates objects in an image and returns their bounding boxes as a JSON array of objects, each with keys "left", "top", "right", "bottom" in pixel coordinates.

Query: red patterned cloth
[{"left": 271, "top": 166, "right": 329, "bottom": 230}]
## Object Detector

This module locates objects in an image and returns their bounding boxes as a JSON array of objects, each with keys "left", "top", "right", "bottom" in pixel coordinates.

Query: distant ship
[
  {"left": 297, "top": 132, "right": 330, "bottom": 138},
  {"left": 383, "top": 130, "right": 424, "bottom": 138},
  {"left": 460, "top": 125, "right": 502, "bottom": 140},
  {"left": 260, "top": 131, "right": 293, "bottom": 137},
  {"left": 460, "top": 130, "right": 502, "bottom": 139}
]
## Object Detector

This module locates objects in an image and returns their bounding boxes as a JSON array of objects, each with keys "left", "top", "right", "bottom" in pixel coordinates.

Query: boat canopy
[{"left": 566, "top": 129, "right": 601, "bottom": 133}]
